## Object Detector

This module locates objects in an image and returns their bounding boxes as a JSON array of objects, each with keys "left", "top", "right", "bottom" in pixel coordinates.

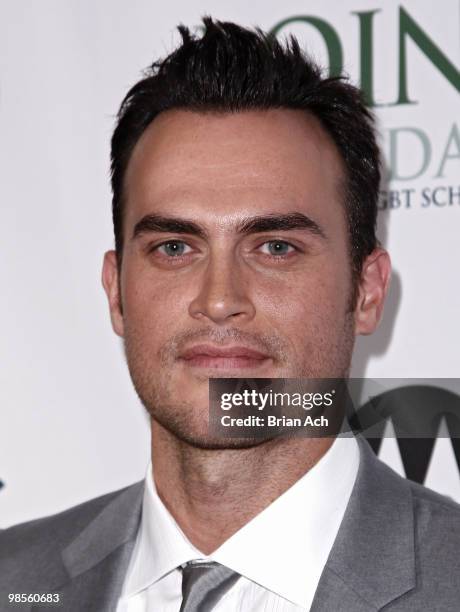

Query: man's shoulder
[
  {"left": 371, "top": 452, "right": 460, "bottom": 589},
  {"left": 0, "top": 481, "right": 143, "bottom": 571},
  {"left": 406, "top": 476, "right": 460, "bottom": 541},
  {"left": 408, "top": 475, "right": 460, "bottom": 512},
  {"left": 375, "top": 450, "right": 460, "bottom": 531},
  {"left": 373, "top": 464, "right": 460, "bottom": 609},
  {"left": 324, "top": 444, "right": 460, "bottom": 610}
]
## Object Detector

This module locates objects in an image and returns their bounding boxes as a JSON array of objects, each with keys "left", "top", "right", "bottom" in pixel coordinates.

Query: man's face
[{"left": 103, "top": 109, "right": 384, "bottom": 447}]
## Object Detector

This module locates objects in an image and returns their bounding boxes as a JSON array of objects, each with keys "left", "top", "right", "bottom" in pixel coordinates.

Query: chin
[
  {"left": 167, "top": 429, "right": 273, "bottom": 450},
  {"left": 150, "top": 405, "right": 273, "bottom": 450}
]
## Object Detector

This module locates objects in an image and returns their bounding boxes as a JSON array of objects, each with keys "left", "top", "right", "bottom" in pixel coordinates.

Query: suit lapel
[
  {"left": 311, "top": 436, "right": 416, "bottom": 611},
  {"left": 31, "top": 481, "right": 143, "bottom": 612},
  {"left": 50, "top": 539, "right": 136, "bottom": 612},
  {"left": 311, "top": 566, "right": 375, "bottom": 612}
]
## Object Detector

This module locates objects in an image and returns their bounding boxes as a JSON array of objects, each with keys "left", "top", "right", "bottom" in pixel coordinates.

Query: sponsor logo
[
  {"left": 350, "top": 384, "right": 460, "bottom": 483},
  {"left": 270, "top": 7, "right": 459, "bottom": 107},
  {"left": 270, "top": 6, "right": 459, "bottom": 207}
]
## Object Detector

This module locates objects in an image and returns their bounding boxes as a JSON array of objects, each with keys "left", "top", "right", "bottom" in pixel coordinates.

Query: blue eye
[
  {"left": 260, "top": 241, "right": 295, "bottom": 256},
  {"left": 158, "top": 241, "right": 191, "bottom": 256}
]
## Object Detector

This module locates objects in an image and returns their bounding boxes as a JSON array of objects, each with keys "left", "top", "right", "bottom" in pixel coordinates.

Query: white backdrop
[{"left": 1, "top": 0, "right": 459, "bottom": 527}]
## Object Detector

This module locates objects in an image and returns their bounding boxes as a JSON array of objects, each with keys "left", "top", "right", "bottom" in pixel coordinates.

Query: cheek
[
  {"left": 253, "top": 264, "right": 350, "bottom": 321},
  {"left": 252, "top": 264, "right": 352, "bottom": 357},
  {"left": 121, "top": 263, "right": 194, "bottom": 343}
]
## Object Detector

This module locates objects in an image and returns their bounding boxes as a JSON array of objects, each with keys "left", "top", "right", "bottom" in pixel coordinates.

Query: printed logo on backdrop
[
  {"left": 270, "top": 5, "right": 460, "bottom": 211},
  {"left": 350, "top": 383, "right": 460, "bottom": 484}
]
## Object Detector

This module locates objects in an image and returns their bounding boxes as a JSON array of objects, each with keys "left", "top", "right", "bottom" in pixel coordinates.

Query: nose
[{"left": 188, "top": 253, "right": 256, "bottom": 325}]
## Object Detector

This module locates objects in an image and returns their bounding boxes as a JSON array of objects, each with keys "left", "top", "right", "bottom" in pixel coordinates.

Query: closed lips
[{"left": 179, "top": 345, "right": 269, "bottom": 360}]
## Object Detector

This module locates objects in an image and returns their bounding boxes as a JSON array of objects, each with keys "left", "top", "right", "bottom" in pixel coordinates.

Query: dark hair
[{"left": 111, "top": 17, "right": 380, "bottom": 281}]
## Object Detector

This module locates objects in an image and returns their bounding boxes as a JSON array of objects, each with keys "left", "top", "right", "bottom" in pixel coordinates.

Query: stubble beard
[{"left": 122, "top": 310, "right": 356, "bottom": 450}]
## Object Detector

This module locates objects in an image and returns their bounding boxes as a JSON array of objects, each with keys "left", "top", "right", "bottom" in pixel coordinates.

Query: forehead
[{"left": 123, "top": 108, "right": 346, "bottom": 231}]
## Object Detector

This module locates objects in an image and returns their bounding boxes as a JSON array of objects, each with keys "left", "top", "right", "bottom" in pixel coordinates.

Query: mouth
[{"left": 178, "top": 344, "right": 272, "bottom": 371}]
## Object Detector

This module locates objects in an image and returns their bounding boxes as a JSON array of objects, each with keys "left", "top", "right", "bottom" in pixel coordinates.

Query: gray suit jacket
[{"left": 1, "top": 436, "right": 460, "bottom": 611}]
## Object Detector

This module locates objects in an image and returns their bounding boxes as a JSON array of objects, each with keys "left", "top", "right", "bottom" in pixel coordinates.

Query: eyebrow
[
  {"left": 132, "top": 215, "right": 207, "bottom": 240},
  {"left": 237, "top": 213, "right": 326, "bottom": 238},
  {"left": 131, "top": 212, "right": 326, "bottom": 241}
]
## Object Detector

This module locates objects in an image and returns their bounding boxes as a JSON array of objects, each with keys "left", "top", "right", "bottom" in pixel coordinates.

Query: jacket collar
[
  {"left": 31, "top": 481, "right": 144, "bottom": 611},
  {"left": 61, "top": 480, "right": 143, "bottom": 579},
  {"left": 312, "top": 435, "right": 416, "bottom": 611}
]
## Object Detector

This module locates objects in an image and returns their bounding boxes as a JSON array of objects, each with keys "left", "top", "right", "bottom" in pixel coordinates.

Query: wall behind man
[{"left": 1, "top": 0, "right": 459, "bottom": 527}]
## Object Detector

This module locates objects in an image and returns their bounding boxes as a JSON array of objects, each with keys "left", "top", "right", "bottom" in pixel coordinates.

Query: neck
[{"left": 151, "top": 419, "right": 334, "bottom": 554}]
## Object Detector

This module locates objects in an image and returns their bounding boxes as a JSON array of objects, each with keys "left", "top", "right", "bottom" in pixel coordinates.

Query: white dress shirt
[{"left": 116, "top": 435, "right": 359, "bottom": 612}]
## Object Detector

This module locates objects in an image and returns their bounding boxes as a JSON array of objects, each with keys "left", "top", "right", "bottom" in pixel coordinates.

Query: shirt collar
[
  {"left": 123, "top": 435, "right": 359, "bottom": 608},
  {"left": 212, "top": 435, "right": 359, "bottom": 608},
  {"left": 121, "top": 463, "right": 202, "bottom": 597}
]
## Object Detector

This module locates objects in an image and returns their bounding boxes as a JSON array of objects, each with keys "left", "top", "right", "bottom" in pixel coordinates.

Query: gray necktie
[{"left": 179, "top": 561, "right": 240, "bottom": 611}]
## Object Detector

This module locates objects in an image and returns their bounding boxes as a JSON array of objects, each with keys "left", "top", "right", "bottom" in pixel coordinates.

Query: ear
[
  {"left": 101, "top": 250, "right": 124, "bottom": 338},
  {"left": 354, "top": 248, "right": 391, "bottom": 336}
]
